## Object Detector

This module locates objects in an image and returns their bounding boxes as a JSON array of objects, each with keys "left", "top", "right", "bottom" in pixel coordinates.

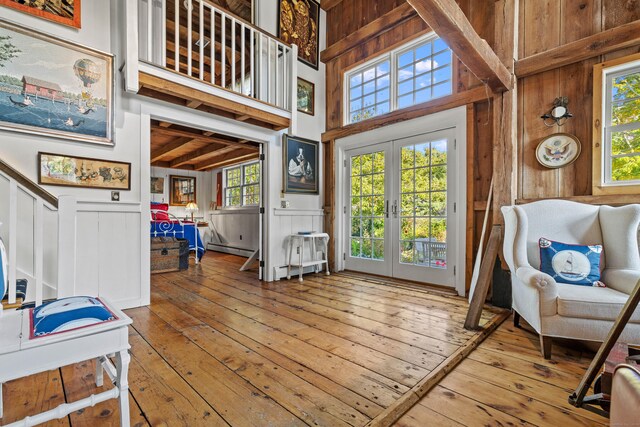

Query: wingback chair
[{"left": 501, "top": 200, "right": 640, "bottom": 359}]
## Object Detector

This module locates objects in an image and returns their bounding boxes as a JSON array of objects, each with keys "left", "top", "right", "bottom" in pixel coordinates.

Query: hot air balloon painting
[
  {"left": 0, "top": 19, "right": 113, "bottom": 145},
  {"left": 278, "top": 0, "right": 320, "bottom": 70}
]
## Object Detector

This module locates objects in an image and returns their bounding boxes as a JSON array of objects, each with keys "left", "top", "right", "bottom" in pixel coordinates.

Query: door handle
[
  {"left": 385, "top": 200, "right": 389, "bottom": 218},
  {"left": 392, "top": 200, "right": 398, "bottom": 218}
]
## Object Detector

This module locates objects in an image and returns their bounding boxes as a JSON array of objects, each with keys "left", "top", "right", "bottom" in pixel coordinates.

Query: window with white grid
[
  {"left": 224, "top": 161, "right": 260, "bottom": 207},
  {"left": 344, "top": 33, "right": 453, "bottom": 125}
]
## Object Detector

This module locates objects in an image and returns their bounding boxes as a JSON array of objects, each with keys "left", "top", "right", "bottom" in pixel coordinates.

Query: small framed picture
[
  {"left": 169, "top": 175, "right": 196, "bottom": 206},
  {"left": 38, "top": 152, "right": 131, "bottom": 190},
  {"left": 150, "top": 177, "right": 164, "bottom": 194},
  {"left": 283, "top": 134, "right": 319, "bottom": 194},
  {"left": 535, "top": 133, "right": 581, "bottom": 169},
  {"left": 297, "top": 78, "right": 315, "bottom": 116}
]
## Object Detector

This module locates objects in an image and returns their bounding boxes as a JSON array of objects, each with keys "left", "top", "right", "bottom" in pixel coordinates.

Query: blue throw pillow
[{"left": 539, "top": 238, "right": 604, "bottom": 287}]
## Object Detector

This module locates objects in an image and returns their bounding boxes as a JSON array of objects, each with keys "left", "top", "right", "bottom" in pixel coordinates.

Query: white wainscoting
[
  {"left": 270, "top": 208, "right": 324, "bottom": 280},
  {"left": 75, "top": 202, "right": 144, "bottom": 309}
]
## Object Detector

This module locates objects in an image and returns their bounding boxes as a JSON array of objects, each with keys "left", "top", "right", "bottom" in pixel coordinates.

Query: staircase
[{"left": 0, "top": 159, "right": 76, "bottom": 308}]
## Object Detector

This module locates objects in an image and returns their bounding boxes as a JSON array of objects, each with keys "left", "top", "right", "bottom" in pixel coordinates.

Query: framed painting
[
  {"left": 0, "top": 19, "right": 114, "bottom": 145},
  {"left": 278, "top": 0, "right": 320, "bottom": 70},
  {"left": 283, "top": 134, "right": 318, "bottom": 194},
  {"left": 38, "top": 152, "right": 131, "bottom": 190},
  {"left": 170, "top": 175, "right": 196, "bottom": 206},
  {"left": 0, "top": 0, "right": 81, "bottom": 29},
  {"left": 297, "top": 77, "right": 314, "bottom": 115},
  {"left": 150, "top": 177, "right": 164, "bottom": 194}
]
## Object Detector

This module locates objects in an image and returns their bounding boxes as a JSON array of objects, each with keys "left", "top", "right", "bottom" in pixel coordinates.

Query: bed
[{"left": 150, "top": 203, "right": 205, "bottom": 262}]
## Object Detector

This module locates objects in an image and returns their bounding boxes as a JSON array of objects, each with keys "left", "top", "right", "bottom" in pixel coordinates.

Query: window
[
  {"left": 594, "top": 53, "right": 640, "bottom": 195},
  {"left": 224, "top": 161, "right": 260, "bottom": 207},
  {"left": 345, "top": 33, "right": 453, "bottom": 125}
]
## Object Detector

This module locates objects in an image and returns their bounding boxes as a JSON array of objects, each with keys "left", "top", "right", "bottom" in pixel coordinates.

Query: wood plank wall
[
  {"left": 518, "top": 0, "right": 640, "bottom": 200},
  {"left": 322, "top": 0, "right": 640, "bottom": 287}
]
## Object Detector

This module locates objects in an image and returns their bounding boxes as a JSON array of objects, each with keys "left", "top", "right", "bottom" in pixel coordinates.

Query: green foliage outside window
[{"left": 610, "top": 71, "right": 640, "bottom": 182}]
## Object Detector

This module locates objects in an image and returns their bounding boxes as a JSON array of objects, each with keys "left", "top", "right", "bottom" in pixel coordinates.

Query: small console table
[{"left": 286, "top": 233, "right": 330, "bottom": 282}]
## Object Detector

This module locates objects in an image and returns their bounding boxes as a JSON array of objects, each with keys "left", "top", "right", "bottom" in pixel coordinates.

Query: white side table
[{"left": 286, "top": 233, "right": 330, "bottom": 282}]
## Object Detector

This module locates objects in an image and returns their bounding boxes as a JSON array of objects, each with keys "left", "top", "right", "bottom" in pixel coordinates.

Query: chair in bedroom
[
  {"left": 0, "top": 238, "right": 132, "bottom": 426},
  {"left": 501, "top": 199, "right": 640, "bottom": 359}
]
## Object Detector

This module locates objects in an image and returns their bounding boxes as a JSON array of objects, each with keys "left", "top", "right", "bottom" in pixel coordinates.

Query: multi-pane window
[
  {"left": 224, "top": 161, "right": 260, "bottom": 207},
  {"left": 345, "top": 33, "right": 453, "bottom": 125},
  {"left": 397, "top": 38, "right": 452, "bottom": 109},
  {"left": 347, "top": 60, "right": 391, "bottom": 123},
  {"left": 605, "top": 65, "right": 640, "bottom": 184}
]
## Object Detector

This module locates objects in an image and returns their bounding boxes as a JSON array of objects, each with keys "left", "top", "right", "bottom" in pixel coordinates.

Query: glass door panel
[{"left": 345, "top": 145, "right": 391, "bottom": 276}]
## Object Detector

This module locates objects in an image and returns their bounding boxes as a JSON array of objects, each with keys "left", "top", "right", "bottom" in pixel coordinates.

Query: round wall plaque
[{"left": 535, "top": 133, "right": 581, "bottom": 169}]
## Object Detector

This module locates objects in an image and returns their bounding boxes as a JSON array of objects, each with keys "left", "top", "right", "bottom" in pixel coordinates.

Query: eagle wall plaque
[{"left": 535, "top": 133, "right": 581, "bottom": 169}]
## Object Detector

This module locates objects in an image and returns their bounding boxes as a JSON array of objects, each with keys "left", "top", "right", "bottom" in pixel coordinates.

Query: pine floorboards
[{"left": 0, "top": 252, "right": 607, "bottom": 426}]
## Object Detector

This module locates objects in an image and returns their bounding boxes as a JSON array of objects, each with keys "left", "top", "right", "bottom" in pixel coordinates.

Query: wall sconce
[{"left": 541, "top": 96, "right": 573, "bottom": 127}]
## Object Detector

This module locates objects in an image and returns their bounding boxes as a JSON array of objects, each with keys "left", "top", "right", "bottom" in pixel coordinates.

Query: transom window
[
  {"left": 344, "top": 33, "right": 453, "bottom": 125},
  {"left": 593, "top": 53, "right": 640, "bottom": 195},
  {"left": 224, "top": 161, "right": 260, "bottom": 207}
]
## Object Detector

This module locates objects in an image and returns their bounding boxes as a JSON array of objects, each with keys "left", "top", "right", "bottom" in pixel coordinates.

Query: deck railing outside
[{"left": 138, "top": 0, "right": 297, "bottom": 112}]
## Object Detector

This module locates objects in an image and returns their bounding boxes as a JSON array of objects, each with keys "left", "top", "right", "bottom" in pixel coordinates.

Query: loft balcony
[{"left": 124, "top": 0, "right": 298, "bottom": 131}]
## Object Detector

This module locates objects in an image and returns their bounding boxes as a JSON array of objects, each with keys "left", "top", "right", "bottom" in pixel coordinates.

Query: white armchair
[{"left": 501, "top": 200, "right": 640, "bottom": 359}]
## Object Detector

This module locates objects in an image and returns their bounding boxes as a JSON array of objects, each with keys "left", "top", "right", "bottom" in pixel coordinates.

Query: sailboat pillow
[{"left": 538, "top": 238, "right": 604, "bottom": 287}]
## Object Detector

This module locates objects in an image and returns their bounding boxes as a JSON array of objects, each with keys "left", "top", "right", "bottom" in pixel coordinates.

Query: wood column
[
  {"left": 323, "top": 139, "right": 336, "bottom": 270},
  {"left": 491, "top": 0, "right": 518, "bottom": 225}
]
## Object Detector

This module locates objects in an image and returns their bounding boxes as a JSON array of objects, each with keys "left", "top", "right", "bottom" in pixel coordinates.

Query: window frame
[
  {"left": 223, "top": 160, "right": 260, "bottom": 208},
  {"left": 343, "top": 32, "right": 453, "bottom": 126},
  {"left": 593, "top": 52, "right": 640, "bottom": 195}
]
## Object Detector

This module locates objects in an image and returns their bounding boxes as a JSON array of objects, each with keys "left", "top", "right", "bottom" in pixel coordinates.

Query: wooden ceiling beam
[
  {"left": 170, "top": 144, "right": 242, "bottom": 168},
  {"left": 406, "top": 0, "right": 512, "bottom": 92},
  {"left": 320, "top": 0, "right": 342, "bottom": 11},
  {"left": 150, "top": 137, "right": 197, "bottom": 163},
  {"left": 194, "top": 148, "right": 258, "bottom": 171},
  {"left": 151, "top": 125, "right": 239, "bottom": 145},
  {"left": 515, "top": 19, "right": 640, "bottom": 78},
  {"left": 151, "top": 160, "right": 195, "bottom": 170},
  {"left": 321, "top": 3, "right": 417, "bottom": 63}
]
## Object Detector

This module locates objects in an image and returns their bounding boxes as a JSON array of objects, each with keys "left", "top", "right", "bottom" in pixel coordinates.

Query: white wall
[
  {"left": 0, "top": 0, "right": 327, "bottom": 305},
  {"left": 257, "top": 0, "right": 327, "bottom": 279}
]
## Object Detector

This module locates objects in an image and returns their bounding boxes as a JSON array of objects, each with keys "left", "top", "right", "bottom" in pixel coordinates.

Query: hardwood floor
[{"left": 0, "top": 252, "right": 606, "bottom": 426}]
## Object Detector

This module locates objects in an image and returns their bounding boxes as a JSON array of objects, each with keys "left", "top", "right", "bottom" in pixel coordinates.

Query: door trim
[{"left": 334, "top": 106, "right": 467, "bottom": 296}]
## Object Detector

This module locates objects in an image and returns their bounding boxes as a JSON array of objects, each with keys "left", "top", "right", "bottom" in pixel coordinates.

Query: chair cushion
[
  {"left": 557, "top": 285, "right": 640, "bottom": 323},
  {"left": 539, "top": 238, "right": 603, "bottom": 286},
  {"left": 30, "top": 296, "right": 119, "bottom": 338}
]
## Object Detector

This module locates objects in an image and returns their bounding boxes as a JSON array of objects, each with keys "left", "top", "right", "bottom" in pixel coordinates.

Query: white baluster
[
  {"left": 249, "top": 30, "right": 254, "bottom": 98},
  {"left": 146, "top": 0, "right": 153, "bottom": 62},
  {"left": 8, "top": 180, "right": 16, "bottom": 304},
  {"left": 34, "top": 199, "right": 44, "bottom": 307},
  {"left": 267, "top": 38, "right": 271, "bottom": 104},
  {"left": 222, "top": 14, "right": 226, "bottom": 88},
  {"left": 174, "top": 0, "right": 179, "bottom": 72},
  {"left": 210, "top": 7, "right": 215, "bottom": 85},
  {"left": 198, "top": 0, "right": 204, "bottom": 80},
  {"left": 231, "top": 18, "right": 236, "bottom": 92},
  {"left": 160, "top": 0, "right": 166, "bottom": 67},
  {"left": 289, "top": 44, "right": 299, "bottom": 133},
  {"left": 275, "top": 42, "right": 279, "bottom": 107},
  {"left": 187, "top": 0, "right": 192, "bottom": 76},
  {"left": 241, "top": 23, "right": 245, "bottom": 95}
]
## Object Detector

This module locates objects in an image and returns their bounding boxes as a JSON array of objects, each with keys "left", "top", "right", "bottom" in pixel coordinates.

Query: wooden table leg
[
  {"left": 299, "top": 237, "right": 304, "bottom": 283},
  {"left": 287, "top": 236, "right": 293, "bottom": 280}
]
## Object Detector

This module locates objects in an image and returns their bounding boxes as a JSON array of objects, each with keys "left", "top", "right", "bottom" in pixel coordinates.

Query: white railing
[
  {"left": 0, "top": 165, "right": 77, "bottom": 309},
  {"left": 136, "top": 0, "right": 298, "bottom": 112}
]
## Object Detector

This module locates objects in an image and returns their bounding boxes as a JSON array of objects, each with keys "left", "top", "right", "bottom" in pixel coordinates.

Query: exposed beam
[
  {"left": 158, "top": 121, "right": 173, "bottom": 128},
  {"left": 186, "top": 100, "right": 203, "bottom": 108},
  {"left": 151, "top": 124, "right": 239, "bottom": 146},
  {"left": 150, "top": 137, "right": 197, "bottom": 163},
  {"left": 406, "top": 0, "right": 512, "bottom": 92},
  {"left": 139, "top": 72, "right": 290, "bottom": 130},
  {"left": 321, "top": 3, "right": 417, "bottom": 63},
  {"left": 151, "top": 160, "right": 195, "bottom": 170},
  {"left": 170, "top": 145, "right": 247, "bottom": 168},
  {"left": 515, "top": 19, "right": 640, "bottom": 78},
  {"left": 322, "top": 85, "right": 487, "bottom": 141},
  {"left": 319, "top": 0, "right": 342, "bottom": 11},
  {"left": 194, "top": 148, "right": 258, "bottom": 171}
]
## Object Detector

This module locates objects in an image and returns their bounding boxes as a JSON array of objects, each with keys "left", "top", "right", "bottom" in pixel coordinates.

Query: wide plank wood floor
[{"left": 0, "top": 252, "right": 606, "bottom": 426}]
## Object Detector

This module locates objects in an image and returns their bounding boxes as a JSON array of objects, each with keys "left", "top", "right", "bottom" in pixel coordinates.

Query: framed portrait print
[
  {"left": 150, "top": 177, "right": 164, "bottom": 194},
  {"left": 38, "top": 152, "right": 131, "bottom": 190},
  {"left": 170, "top": 175, "right": 196, "bottom": 206},
  {"left": 283, "top": 134, "right": 318, "bottom": 194},
  {"left": 278, "top": 0, "right": 320, "bottom": 70},
  {"left": 297, "top": 78, "right": 314, "bottom": 115},
  {"left": 0, "top": 19, "right": 114, "bottom": 145},
  {"left": 0, "top": 0, "right": 81, "bottom": 29},
  {"left": 535, "top": 133, "right": 581, "bottom": 169}
]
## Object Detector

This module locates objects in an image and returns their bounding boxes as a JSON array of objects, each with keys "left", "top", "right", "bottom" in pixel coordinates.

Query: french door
[{"left": 344, "top": 129, "right": 457, "bottom": 287}]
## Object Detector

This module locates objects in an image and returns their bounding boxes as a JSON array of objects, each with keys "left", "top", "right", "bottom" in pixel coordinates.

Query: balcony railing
[{"left": 133, "top": 0, "right": 297, "bottom": 114}]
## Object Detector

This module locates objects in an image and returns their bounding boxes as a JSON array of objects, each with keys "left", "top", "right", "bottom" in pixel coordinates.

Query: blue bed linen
[{"left": 150, "top": 221, "right": 205, "bottom": 260}]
